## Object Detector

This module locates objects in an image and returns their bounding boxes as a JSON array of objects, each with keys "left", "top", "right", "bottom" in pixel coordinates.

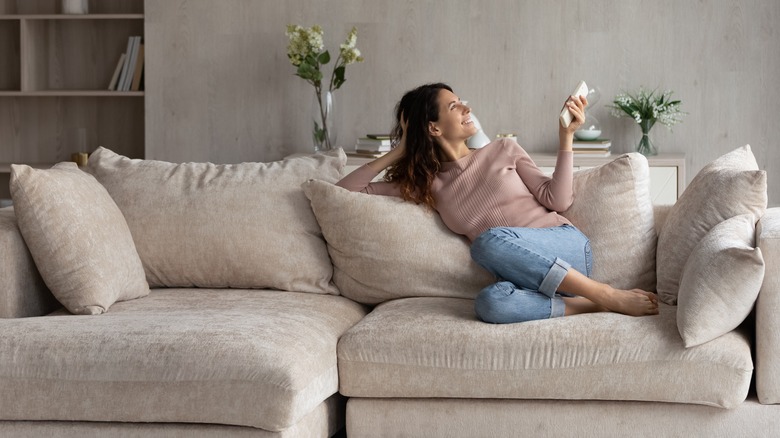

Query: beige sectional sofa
[{"left": 1, "top": 145, "right": 779, "bottom": 437}]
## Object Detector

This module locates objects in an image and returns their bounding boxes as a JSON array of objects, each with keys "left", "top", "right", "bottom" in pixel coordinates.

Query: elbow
[{"left": 549, "top": 195, "right": 574, "bottom": 213}]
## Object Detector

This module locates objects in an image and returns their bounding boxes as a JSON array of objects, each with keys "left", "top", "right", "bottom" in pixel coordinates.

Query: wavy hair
[{"left": 383, "top": 83, "right": 452, "bottom": 209}]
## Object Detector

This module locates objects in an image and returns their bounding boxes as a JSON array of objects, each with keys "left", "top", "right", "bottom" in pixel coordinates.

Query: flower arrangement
[
  {"left": 286, "top": 25, "right": 364, "bottom": 151},
  {"left": 608, "top": 87, "right": 686, "bottom": 156}
]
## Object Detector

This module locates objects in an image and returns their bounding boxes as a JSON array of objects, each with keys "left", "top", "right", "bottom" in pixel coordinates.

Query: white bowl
[{"left": 574, "top": 129, "right": 601, "bottom": 140}]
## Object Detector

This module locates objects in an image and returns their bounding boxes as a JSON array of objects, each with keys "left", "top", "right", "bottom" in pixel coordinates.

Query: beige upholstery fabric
[
  {"left": 9, "top": 163, "right": 149, "bottom": 315},
  {"left": 0, "top": 289, "right": 366, "bottom": 431},
  {"left": 0, "top": 394, "right": 345, "bottom": 437},
  {"left": 756, "top": 208, "right": 780, "bottom": 404},
  {"left": 338, "top": 297, "right": 752, "bottom": 408},
  {"left": 677, "top": 214, "right": 764, "bottom": 347},
  {"left": 562, "top": 153, "right": 656, "bottom": 291},
  {"left": 0, "top": 207, "right": 59, "bottom": 318},
  {"left": 303, "top": 153, "right": 655, "bottom": 305},
  {"left": 657, "top": 145, "right": 767, "bottom": 305},
  {"left": 86, "top": 147, "right": 344, "bottom": 294},
  {"left": 302, "top": 179, "right": 494, "bottom": 304},
  {"left": 347, "top": 397, "right": 780, "bottom": 438}
]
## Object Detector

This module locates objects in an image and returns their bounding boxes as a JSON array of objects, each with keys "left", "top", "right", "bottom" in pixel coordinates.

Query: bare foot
[{"left": 600, "top": 288, "right": 659, "bottom": 316}]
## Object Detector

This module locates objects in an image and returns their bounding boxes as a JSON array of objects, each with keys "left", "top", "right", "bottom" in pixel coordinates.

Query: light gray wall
[{"left": 145, "top": 0, "right": 780, "bottom": 206}]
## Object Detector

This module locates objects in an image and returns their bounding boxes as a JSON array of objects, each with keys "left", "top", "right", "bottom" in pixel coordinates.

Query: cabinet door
[{"left": 648, "top": 166, "right": 678, "bottom": 205}]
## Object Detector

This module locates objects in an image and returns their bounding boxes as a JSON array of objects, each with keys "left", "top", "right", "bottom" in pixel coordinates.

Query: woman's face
[{"left": 429, "top": 89, "right": 478, "bottom": 144}]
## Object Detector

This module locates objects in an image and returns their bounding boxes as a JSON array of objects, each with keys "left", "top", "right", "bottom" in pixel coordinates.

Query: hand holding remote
[{"left": 559, "top": 80, "right": 589, "bottom": 128}]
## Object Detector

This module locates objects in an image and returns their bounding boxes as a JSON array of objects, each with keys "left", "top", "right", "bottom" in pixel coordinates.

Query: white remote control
[{"left": 559, "top": 80, "right": 588, "bottom": 128}]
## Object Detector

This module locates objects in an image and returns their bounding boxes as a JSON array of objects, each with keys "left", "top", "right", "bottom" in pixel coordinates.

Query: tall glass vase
[
  {"left": 636, "top": 119, "right": 658, "bottom": 156},
  {"left": 311, "top": 90, "right": 336, "bottom": 153}
]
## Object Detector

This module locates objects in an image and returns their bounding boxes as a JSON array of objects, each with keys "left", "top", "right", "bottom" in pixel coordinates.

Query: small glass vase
[
  {"left": 311, "top": 90, "right": 336, "bottom": 153},
  {"left": 636, "top": 119, "right": 658, "bottom": 156}
]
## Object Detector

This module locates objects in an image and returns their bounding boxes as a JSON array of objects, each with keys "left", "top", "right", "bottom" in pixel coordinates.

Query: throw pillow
[
  {"left": 677, "top": 214, "right": 764, "bottom": 347},
  {"left": 302, "top": 179, "right": 495, "bottom": 304},
  {"left": 10, "top": 162, "right": 149, "bottom": 314},
  {"left": 86, "top": 147, "right": 345, "bottom": 294},
  {"left": 561, "top": 153, "right": 657, "bottom": 292},
  {"left": 657, "top": 145, "right": 767, "bottom": 305}
]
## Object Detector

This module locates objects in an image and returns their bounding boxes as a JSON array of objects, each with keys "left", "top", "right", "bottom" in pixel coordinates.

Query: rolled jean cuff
[
  {"left": 551, "top": 295, "right": 566, "bottom": 318},
  {"left": 538, "top": 257, "right": 571, "bottom": 298}
]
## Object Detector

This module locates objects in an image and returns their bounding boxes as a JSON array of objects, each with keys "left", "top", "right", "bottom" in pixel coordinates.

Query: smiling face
[{"left": 428, "top": 89, "right": 478, "bottom": 145}]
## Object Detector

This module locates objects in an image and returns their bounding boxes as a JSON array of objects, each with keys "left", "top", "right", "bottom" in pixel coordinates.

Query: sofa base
[
  {"left": 347, "top": 396, "right": 780, "bottom": 437},
  {"left": 0, "top": 394, "right": 344, "bottom": 438}
]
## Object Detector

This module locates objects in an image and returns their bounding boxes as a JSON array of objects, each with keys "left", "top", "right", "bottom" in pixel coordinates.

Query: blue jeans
[{"left": 471, "top": 225, "right": 593, "bottom": 324}]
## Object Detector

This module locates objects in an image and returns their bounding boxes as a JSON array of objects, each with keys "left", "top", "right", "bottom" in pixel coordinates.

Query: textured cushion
[
  {"left": 302, "top": 179, "right": 494, "bottom": 304},
  {"left": 303, "top": 153, "right": 655, "bottom": 304},
  {"left": 0, "top": 289, "right": 367, "bottom": 431},
  {"left": 657, "top": 145, "right": 767, "bottom": 305},
  {"left": 0, "top": 208, "right": 60, "bottom": 318},
  {"left": 86, "top": 147, "right": 344, "bottom": 293},
  {"left": 561, "top": 153, "right": 656, "bottom": 291},
  {"left": 338, "top": 297, "right": 753, "bottom": 408},
  {"left": 677, "top": 214, "right": 764, "bottom": 347},
  {"left": 9, "top": 163, "right": 148, "bottom": 315}
]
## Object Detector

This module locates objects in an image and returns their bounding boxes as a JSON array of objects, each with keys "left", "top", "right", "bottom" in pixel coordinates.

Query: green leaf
[
  {"left": 318, "top": 50, "right": 331, "bottom": 65},
  {"left": 296, "top": 63, "right": 316, "bottom": 80},
  {"left": 332, "top": 65, "right": 346, "bottom": 90},
  {"left": 304, "top": 53, "right": 318, "bottom": 66}
]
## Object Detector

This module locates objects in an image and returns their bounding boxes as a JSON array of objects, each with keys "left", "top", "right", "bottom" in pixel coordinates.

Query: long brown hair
[{"left": 384, "top": 83, "right": 452, "bottom": 209}]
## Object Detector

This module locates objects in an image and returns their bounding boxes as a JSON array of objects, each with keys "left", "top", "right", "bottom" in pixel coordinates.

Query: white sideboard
[{"left": 345, "top": 152, "right": 686, "bottom": 205}]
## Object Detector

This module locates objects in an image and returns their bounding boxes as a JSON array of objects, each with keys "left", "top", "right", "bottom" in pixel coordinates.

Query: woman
[{"left": 337, "top": 83, "right": 658, "bottom": 323}]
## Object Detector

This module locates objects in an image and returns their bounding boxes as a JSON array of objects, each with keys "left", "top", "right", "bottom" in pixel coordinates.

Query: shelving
[{"left": 0, "top": 0, "right": 144, "bottom": 200}]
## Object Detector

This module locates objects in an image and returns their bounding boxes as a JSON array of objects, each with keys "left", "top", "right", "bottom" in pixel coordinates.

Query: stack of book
[
  {"left": 108, "top": 35, "right": 144, "bottom": 91},
  {"left": 352, "top": 134, "right": 392, "bottom": 157},
  {"left": 572, "top": 138, "right": 611, "bottom": 157}
]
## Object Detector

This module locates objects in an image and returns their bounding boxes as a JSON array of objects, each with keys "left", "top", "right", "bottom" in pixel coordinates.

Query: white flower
[
  {"left": 609, "top": 87, "right": 686, "bottom": 129},
  {"left": 285, "top": 24, "right": 324, "bottom": 66},
  {"left": 339, "top": 27, "right": 364, "bottom": 65}
]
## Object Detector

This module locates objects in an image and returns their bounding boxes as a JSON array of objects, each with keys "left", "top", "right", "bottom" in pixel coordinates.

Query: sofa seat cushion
[
  {"left": 0, "top": 289, "right": 367, "bottom": 431},
  {"left": 338, "top": 297, "right": 752, "bottom": 408}
]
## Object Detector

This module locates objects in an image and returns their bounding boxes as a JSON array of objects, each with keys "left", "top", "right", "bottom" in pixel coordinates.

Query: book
[
  {"left": 367, "top": 134, "right": 391, "bottom": 140},
  {"left": 572, "top": 147, "right": 612, "bottom": 152},
  {"left": 121, "top": 36, "right": 141, "bottom": 91},
  {"left": 356, "top": 137, "right": 392, "bottom": 153},
  {"left": 107, "top": 53, "right": 125, "bottom": 90},
  {"left": 357, "top": 137, "right": 392, "bottom": 146},
  {"left": 116, "top": 37, "right": 135, "bottom": 91},
  {"left": 573, "top": 138, "right": 611, "bottom": 149},
  {"left": 573, "top": 150, "right": 612, "bottom": 157},
  {"left": 131, "top": 43, "right": 145, "bottom": 91}
]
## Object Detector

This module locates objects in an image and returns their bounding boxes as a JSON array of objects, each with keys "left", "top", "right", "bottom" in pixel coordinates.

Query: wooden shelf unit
[{"left": 0, "top": 0, "right": 144, "bottom": 200}]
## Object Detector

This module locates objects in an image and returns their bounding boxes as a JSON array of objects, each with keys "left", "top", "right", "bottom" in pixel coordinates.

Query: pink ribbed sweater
[{"left": 336, "top": 138, "right": 574, "bottom": 241}]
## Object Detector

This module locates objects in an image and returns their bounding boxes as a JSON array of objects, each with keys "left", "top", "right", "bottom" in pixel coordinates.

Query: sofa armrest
[
  {"left": 756, "top": 207, "right": 780, "bottom": 404},
  {"left": 0, "top": 207, "right": 60, "bottom": 318}
]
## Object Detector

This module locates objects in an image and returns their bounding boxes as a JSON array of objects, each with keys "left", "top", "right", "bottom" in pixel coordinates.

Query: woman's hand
[{"left": 558, "top": 95, "right": 588, "bottom": 151}]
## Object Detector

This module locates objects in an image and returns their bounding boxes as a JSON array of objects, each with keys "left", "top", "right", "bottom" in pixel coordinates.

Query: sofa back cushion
[
  {"left": 657, "top": 145, "right": 767, "bottom": 305},
  {"left": 303, "top": 152, "right": 656, "bottom": 305},
  {"left": 86, "top": 147, "right": 344, "bottom": 294},
  {"left": 302, "top": 179, "right": 494, "bottom": 304},
  {"left": 561, "top": 153, "right": 656, "bottom": 291},
  {"left": 10, "top": 162, "right": 149, "bottom": 314}
]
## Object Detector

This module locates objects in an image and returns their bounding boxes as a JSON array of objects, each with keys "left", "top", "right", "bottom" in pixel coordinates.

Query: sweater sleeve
[
  {"left": 335, "top": 164, "right": 401, "bottom": 196},
  {"left": 513, "top": 145, "right": 574, "bottom": 212}
]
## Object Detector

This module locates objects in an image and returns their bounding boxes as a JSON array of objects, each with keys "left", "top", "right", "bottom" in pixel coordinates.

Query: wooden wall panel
[{"left": 145, "top": 0, "right": 780, "bottom": 206}]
